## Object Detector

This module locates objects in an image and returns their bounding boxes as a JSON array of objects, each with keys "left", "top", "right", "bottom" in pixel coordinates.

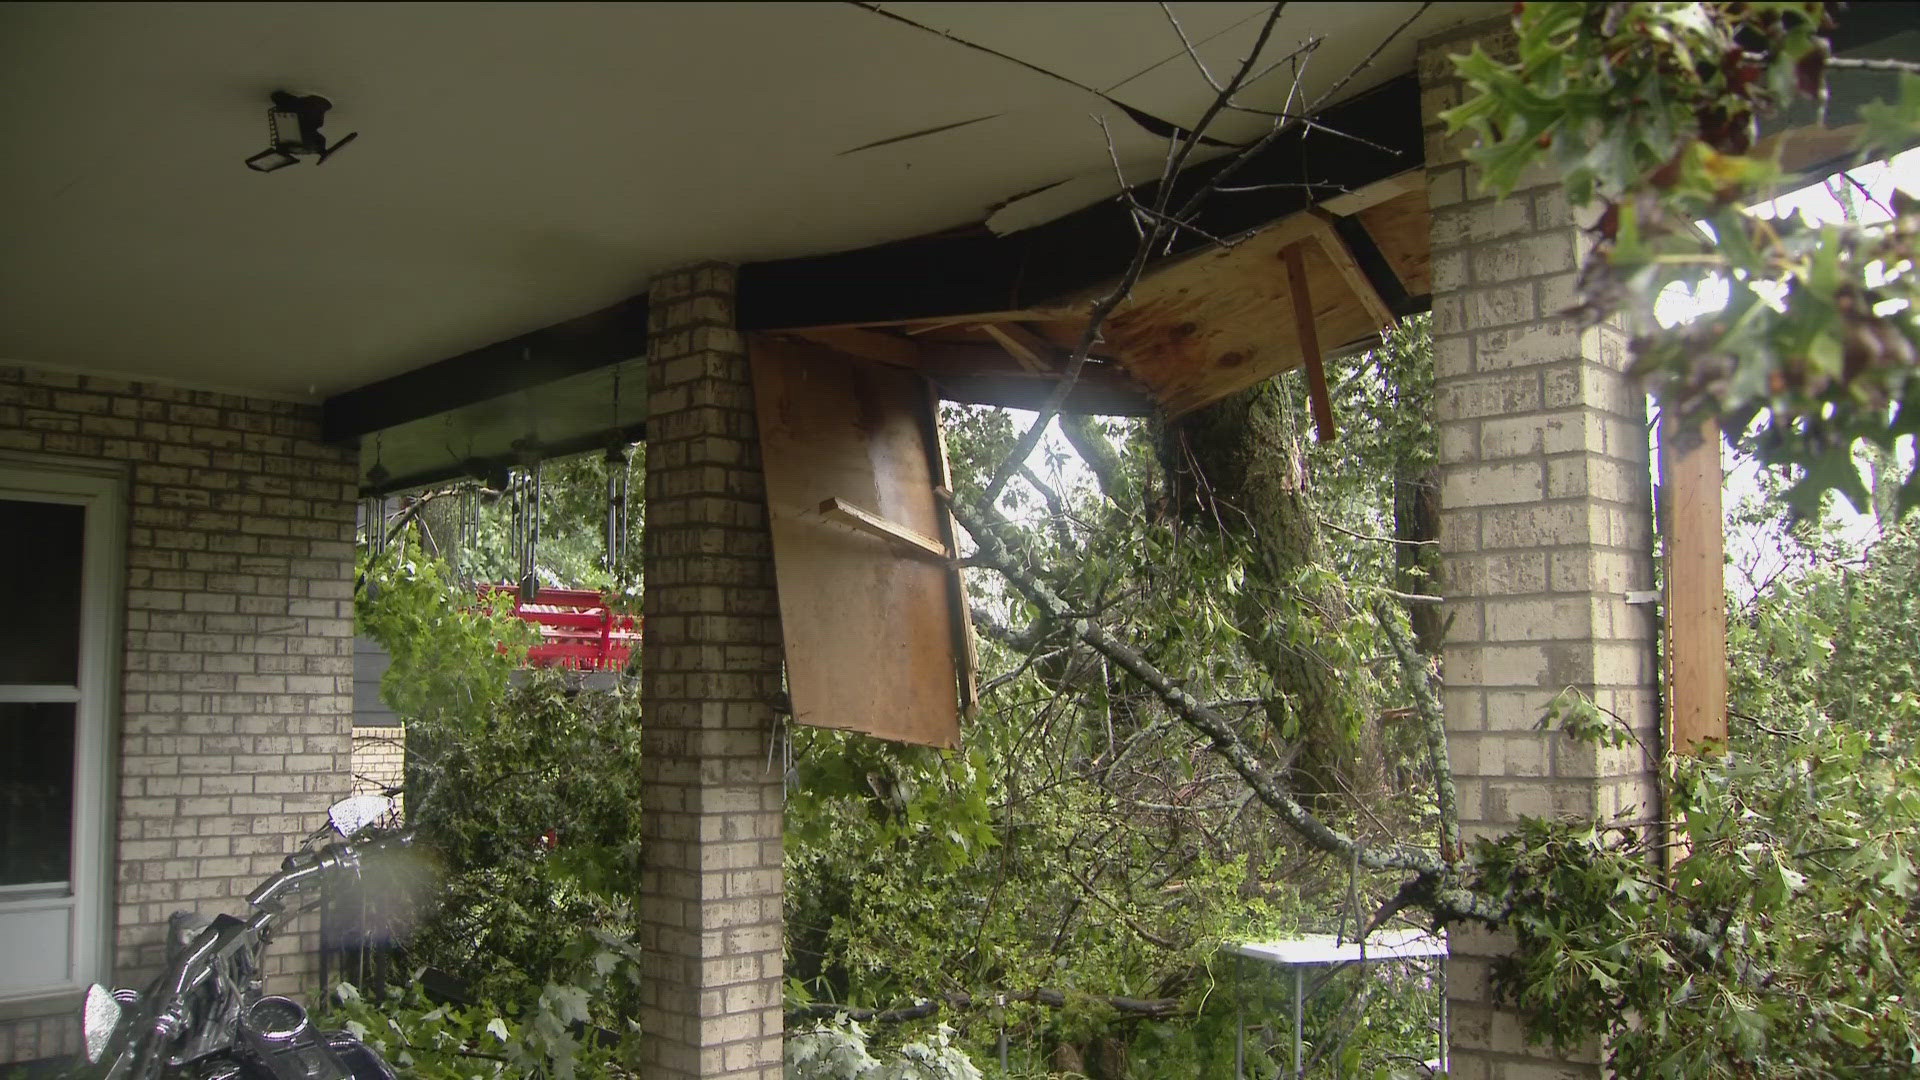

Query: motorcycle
[{"left": 80, "top": 795, "right": 413, "bottom": 1080}]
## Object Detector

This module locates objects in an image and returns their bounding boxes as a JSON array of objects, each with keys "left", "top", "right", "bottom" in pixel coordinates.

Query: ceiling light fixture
[{"left": 244, "top": 90, "right": 358, "bottom": 173}]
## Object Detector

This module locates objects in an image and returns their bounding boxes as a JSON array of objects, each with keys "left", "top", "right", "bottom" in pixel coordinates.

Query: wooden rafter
[
  {"left": 1304, "top": 208, "right": 1397, "bottom": 330},
  {"left": 979, "top": 323, "right": 1058, "bottom": 374},
  {"left": 1282, "top": 243, "right": 1337, "bottom": 443}
]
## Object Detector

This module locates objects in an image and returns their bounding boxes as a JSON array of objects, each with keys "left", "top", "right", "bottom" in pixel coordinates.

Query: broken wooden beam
[
  {"left": 1282, "top": 243, "right": 1337, "bottom": 443},
  {"left": 1306, "top": 208, "right": 1397, "bottom": 330},
  {"left": 979, "top": 322, "right": 1058, "bottom": 373}
]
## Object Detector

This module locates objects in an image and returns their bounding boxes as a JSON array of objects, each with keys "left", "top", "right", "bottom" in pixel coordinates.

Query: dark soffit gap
[{"left": 323, "top": 75, "right": 1427, "bottom": 445}]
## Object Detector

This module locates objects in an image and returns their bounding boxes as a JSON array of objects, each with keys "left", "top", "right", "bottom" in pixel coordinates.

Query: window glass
[
  {"left": 0, "top": 499, "right": 84, "bottom": 686},
  {"left": 0, "top": 702, "right": 76, "bottom": 887}
]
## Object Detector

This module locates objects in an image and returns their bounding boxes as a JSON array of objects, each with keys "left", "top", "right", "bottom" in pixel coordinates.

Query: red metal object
[{"left": 480, "top": 585, "right": 639, "bottom": 671}]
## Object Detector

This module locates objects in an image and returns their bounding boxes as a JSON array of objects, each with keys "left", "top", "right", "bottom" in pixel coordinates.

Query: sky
[
  {"left": 1653, "top": 147, "right": 1920, "bottom": 596},
  {"left": 991, "top": 148, "right": 1920, "bottom": 598}
]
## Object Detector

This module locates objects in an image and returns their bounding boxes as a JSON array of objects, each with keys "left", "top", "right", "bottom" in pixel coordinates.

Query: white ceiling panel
[{"left": 0, "top": 2, "right": 1500, "bottom": 400}]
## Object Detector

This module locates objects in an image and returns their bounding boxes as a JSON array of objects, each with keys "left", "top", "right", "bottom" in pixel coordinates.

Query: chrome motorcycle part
[{"left": 241, "top": 997, "right": 309, "bottom": 1043}]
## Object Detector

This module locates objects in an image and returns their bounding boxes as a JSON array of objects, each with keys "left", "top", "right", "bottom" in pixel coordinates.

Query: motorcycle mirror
[
  {"left": 327, "top": 794, "right": 395, "bottom": 838},
  {"left": 82, "top": 983, "right": 124, "bottom": 1064}
]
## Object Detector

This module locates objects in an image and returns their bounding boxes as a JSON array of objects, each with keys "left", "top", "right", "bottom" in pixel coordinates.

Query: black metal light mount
[{"left": 245, "top": 91, "right": 358, "bottom": 173}]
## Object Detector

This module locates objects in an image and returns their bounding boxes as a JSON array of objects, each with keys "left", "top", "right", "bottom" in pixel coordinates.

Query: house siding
[{"left": 0, "top": 365, "right": 358, "bottom": 1065}]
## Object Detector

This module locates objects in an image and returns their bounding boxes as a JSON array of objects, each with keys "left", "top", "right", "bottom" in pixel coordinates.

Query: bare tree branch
[
  {"left": 949, "top": 493, "right": 1442, "bottom": 876},
  {"left": 1304, "top": 1, "right": 1433, "bottom": 112},
  {"left": 1375, "top": 600, "right": 1460, "bottom": 863},
  {"left": 980, "top": 4, "right": 1291, "bottom": 506},
  {"left": 1320, "top": 518, "right": 1439, "bottom": 547},
  {"left": 1159, "top": 2, "right": 1223, "bottom": 92}
]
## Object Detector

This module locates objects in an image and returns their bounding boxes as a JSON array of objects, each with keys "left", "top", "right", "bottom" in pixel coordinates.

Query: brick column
[
  {"left": 638, "top": 265, "right": 786, "bottom": 1080},
  {"left": 1420, "top": 22, "right": 1661, "bottom": 1079}
]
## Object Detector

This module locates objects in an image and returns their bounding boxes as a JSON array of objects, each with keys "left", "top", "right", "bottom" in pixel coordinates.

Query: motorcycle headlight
[{"left": 82, "top": 984, "right": 139, "bottom": 1064}]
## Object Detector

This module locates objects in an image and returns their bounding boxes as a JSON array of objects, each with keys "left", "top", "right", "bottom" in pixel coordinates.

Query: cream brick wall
[
  {"left": 1420, "top": 20, "right": 1662, "bottom": 1080},
  {"left": 637, "top": 266, "right": 786, "bottom": 1080},
  {"left": 351, "top": 726, "right": 406, "bottom": 799},
  {"left": 0, "top": 365, "right": 357, "bottom": 1064}
]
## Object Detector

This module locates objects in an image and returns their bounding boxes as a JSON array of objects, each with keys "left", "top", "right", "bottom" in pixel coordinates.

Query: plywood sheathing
[
  {"left": 1660, "top": 416, "right": 1729, "bottom": 754},
  {"left": 1091, "top": 182, "right": 1430, "bottom": 418},
  {"left": 775, "top": 172, "right": 1431, "bottom": 421},
  {"left": 749, "top": 334, "right": 970, "bottom": 749}
]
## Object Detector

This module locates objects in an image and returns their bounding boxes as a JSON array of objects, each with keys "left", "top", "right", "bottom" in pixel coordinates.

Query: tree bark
[
  {"left": 1393, "top": 463, "right": 1443, "bottom": 654},
  {"left": 1157, "top": 379, "right": 1382, "bottom": 805}
]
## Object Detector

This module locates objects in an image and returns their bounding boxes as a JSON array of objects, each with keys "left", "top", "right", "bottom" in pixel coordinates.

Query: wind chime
[
  {"left": 509, "top": 438, "right": 543, "bottom": 601},
  {"left": 604, "top": 365, "right": 633, "bottom": 585},
  {"left": 452, "top": 475, "right": 481, "bottom": 584},
  {"left": 361, "top": 434, "right": 391, "bottom": 559}
]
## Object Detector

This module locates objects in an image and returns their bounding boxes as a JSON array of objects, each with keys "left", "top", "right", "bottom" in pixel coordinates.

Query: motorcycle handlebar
[{"left": 245, "top": 829, "right": 415, "bottom": 910}]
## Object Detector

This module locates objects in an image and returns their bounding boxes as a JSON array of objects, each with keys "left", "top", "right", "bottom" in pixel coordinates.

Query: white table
[{"left": 1226, "top": 929, "right": 1450, "bottom": 1078}]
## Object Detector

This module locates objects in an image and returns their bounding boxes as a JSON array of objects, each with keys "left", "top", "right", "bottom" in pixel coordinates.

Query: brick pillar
[
  {"left": 1419, "top": 21, "right": 1661, "bottom": 1079},
  {"left": 638, "top": 264, "right": 786, "bottom": 1080}
]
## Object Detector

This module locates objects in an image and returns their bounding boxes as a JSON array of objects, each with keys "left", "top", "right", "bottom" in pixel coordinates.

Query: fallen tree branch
[
  {"left": 949, "top": 493, "right": 1442, "bottom": 878},
  {"left": 980, "top": 4, "right": 1291, "bottom": 506},
  {"left": 1375, "top": 600, "right": 1460, "bottom": 863},
  {"left": 1060, "top": 865, "right": 1182, "bottom": 950}
]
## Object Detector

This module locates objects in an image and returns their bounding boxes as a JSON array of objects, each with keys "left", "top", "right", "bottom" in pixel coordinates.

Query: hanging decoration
[
  {"left": 604, "top": 364, "right": 632, "bottom": 584},
  {"left": 510, "top": 437, "right": 543, "bottom": 601},
  {"left": 361, "top": 434, "right": 391, "bottom": 559}
]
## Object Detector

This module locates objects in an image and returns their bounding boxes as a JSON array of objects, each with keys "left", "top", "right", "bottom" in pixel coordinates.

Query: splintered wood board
[{"left": 749, "top": 334, "right": 965, "bottom": 749}]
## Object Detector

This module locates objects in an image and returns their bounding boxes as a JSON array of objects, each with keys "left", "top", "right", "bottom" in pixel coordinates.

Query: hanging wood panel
[{"left": 749, "top": 334, "right": 972, "bottom": 748}]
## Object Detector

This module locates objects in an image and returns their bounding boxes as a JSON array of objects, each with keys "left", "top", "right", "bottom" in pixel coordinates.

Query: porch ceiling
[{"left": 0, "top": 1, "right": 1501, "bottom": 408}]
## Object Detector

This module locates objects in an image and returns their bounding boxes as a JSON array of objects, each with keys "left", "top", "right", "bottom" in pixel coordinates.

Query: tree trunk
[
  {"left": 1159, "top": 379, "right": 1382, "bottom": 805},
  {"left": 1394, "top": 463, "right": 1443, "bottom": 655}
]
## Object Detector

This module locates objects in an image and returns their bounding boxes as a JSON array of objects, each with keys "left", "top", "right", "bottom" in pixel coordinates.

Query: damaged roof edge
[
  {"left": 736, "top": 74, "right": 1425, "bottom": 330},
  {"left": 322, "top": 75, "right": 1424, "bottom": 444}
]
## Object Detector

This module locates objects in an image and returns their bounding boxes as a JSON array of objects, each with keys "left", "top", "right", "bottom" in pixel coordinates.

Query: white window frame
[{"left": 0, "top": 458, "right": 124, "bottom": 1005}]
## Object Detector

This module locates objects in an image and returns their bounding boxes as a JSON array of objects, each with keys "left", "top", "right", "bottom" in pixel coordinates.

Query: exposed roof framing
[{"left": 324, "top": 74, "right": 1426, "bottom": 445}]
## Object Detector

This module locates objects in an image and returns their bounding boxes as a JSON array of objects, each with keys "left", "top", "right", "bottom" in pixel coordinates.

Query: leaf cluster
[
  {"left": 1447, "top": 2, "right": 1920, "bottom": 517},
  {"left": 1475, "top": 522, "right": 1920, "bottom": 1076}
]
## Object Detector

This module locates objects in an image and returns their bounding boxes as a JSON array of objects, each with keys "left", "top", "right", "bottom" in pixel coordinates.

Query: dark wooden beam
[
  {"left": 1328, "top": 213, "right": 1420, "bottom": 319},
  {"left": 737, "top": 74, "right": 1424, "bottom": 331},
  {"left": 323, "top": 297, "right": 649, "bottom": 443},
  {"left": 324, "top": 74, "right": 1423, "bottom": 442}
]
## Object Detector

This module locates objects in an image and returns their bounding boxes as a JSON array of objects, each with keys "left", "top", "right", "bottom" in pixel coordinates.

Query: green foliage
[
  {"left": 785, "top": 1020, "right": 982, "bottom": 1080},
  {"left": 1447, "top": 2, "right": 1920, "bottom": 516},
  {"left": 324, "top": 964, "right": 641, "bottom": 1080},
  {"left": 354, "top": 539, "right": 646, "bottom": 1066},
  {"left": 356, "top": 535, "right": 532, "bottom": 738},
  {"left": 403, "top": 673, "right": 645, "bottom": 1005},
  {"left": 782, "top": 353, "right": 1449, "bottom": 1076},
  {"left": 1475, "top": 523, "right": 1920, "bottom": 1075}
]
